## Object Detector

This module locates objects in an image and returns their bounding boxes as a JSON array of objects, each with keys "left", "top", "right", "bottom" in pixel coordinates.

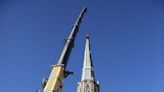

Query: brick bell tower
[{"left": 77, "top": 32, "right": 100, "bottom": 92}]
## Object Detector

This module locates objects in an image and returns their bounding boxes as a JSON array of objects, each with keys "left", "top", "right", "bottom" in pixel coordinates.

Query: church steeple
[
  {"left": 77, "top": 32, "right": 100, "bottom": 92},
  {"left": 81, "top": 32, "right": 95, "bottom": 81}
]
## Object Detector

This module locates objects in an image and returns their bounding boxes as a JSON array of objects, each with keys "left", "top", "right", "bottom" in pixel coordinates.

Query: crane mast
[
  {"left": 57, "top": 6, "right": 87, "bottom": 67},
  {"left": 38, "top": 6, "right": 87, "bottom": 92}
]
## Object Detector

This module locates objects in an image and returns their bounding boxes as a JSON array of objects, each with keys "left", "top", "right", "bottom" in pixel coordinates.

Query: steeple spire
[
  {"left": 81, "top": 32, "right": 95, "bottom": 81},
  {"left": 77, "top": 32, "right": 100, "bottom": 92}
]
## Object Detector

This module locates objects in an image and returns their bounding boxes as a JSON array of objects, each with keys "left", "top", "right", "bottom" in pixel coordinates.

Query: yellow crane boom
[
  {"left": 43, "top": 65, "right": 65, "bottom": 92},
  {"left": 37, "top": 6, "right": 87, "bottom": 92}
]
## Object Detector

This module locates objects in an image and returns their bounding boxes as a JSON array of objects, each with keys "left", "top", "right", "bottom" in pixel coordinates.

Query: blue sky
[{"left": 0, "top": 0, "right": 164, "bottom": 92}]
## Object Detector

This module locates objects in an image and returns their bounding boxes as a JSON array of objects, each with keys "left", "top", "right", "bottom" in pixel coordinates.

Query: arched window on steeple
[{"left": 86, "top": 84, "right": 90, "bottom": 92}]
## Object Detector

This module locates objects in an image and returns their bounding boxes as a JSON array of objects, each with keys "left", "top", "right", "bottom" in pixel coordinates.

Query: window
[{"left": 86, "top": 84, "right": 90, "bottom": 92}]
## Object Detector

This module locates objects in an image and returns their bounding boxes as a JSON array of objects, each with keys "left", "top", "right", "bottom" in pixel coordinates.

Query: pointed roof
[{"left": 81, "top": 32, "right": 95, "bottom": 81}]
